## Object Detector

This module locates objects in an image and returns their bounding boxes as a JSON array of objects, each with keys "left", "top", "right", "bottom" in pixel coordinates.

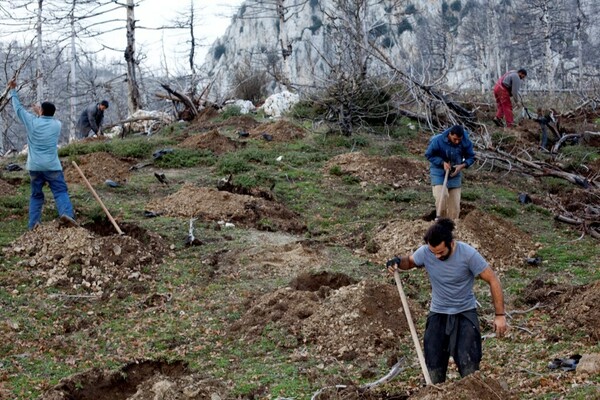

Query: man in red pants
[{"left": 493, "top": 69, "right": 527, "bottom": 128}]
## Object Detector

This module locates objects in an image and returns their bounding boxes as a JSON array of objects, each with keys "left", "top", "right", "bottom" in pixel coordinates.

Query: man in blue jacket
[
  {"left": 425, "top": 125, "right": 475, "bottom": 220},
  {"left": 8, "top": 78, "right": 76, "bottom": 230}
]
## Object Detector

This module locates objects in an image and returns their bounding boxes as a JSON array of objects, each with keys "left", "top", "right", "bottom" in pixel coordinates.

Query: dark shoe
[
  {"left": 59, "top": 215, "right": 79, "bottom": 228},
  {"left": 492, "top": 117, "right": 503, "bottom": 127}
]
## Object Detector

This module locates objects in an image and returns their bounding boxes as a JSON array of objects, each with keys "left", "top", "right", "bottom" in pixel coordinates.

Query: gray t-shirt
[{"left": 413, "top": 241, "right": 488, "bottom": 314}]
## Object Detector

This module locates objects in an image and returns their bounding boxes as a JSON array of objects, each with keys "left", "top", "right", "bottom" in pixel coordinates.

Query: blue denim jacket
[
  {"left": 11, "top": 89, "right": 62, "bottom": 172},
  {"left": 425, "top": 127, "right": 475, "bottom": 188}
]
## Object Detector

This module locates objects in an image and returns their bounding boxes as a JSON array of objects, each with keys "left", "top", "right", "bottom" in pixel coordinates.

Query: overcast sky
[
  {"left": 107, "top": 0, "right": 245, "bottom": 73},
  {"left": 1, "top": 0, "right": 245, "bottom": 74}
]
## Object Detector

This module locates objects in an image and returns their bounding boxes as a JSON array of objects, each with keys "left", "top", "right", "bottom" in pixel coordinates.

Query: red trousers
[{"left": 493, "top": 84, "right": 513, "bottom": 127}]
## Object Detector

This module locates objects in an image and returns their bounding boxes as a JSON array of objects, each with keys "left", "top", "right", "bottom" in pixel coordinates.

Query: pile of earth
[
  {"left": 231, "top": 275, "right": 421, "bottom": 362},
  {"left": 520, "top": 279, "right": 600, "bottom": 341},
  {"left": 217, "top": 237, "right": 334, "bottom": 280},
  {"left": 192, "top": 113, "right": 261, "bottom": 133},
  {"left": 1, "top": 221, "right": 168, "bottom": 296},
  {"left": 248, "top": 120, "right": 306, "bottom": 142},
  {"left": 366, "top": 209, "right": 537, "bottom": 272},
  {"left": 407, "top": 372, "right": 512, "bottom": 399},
  {"left": 64, "top": 152, "right": 134, "bottom": 186},
  {"left": 0, "top": 178, "right": 16, "bottom": 196},
  {"left": 325, "top": 152, "right": 429, "bottom": 188},
  {"left": 39, "top": 360, "right": 229, "bottom": 400},
  {"left": 313, "top": 371, "right": 512, "bottom": 399},
  {"left": 179, "top": 129, "right": 238, "bottom": 154},
  {"left": 145, "top": 184, "right": 306, "bottom": 233}
]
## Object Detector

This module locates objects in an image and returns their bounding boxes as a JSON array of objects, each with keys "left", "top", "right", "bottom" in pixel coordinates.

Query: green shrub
[
  {"left": 560, "top": 144, "right": 599, "bottom": 172},
  {"left": 110, "top": 139, "right": 154, "bottom": 159},
  {"left": 342, "top": 175, "right": 360, "bottom": 185},
  {"left": 289, "top": 100, "right": 325, "bottom": 120},
  {"left": 490, "top": 205, "right": 518, "bottom": 218},
  {"left": 461, "top": 190, "right": 481, "bottom": 201},
  {"left": 217, "top": 155, "right": 253, "bottom": 175},
  {"left": 233, "top": 174, "right": 259, "bottom": 188},
  {"left": 329, "top": 165, "right": 343, "bottom": 176},
  {"left": 218, "top": 106, "right": 242, "bottom": 121},
  {"left": 154, "top": 149, "right": 215, "bottom": 168},
  {"left": 58, "top": 141, "right": 111, "bottom": 157}
]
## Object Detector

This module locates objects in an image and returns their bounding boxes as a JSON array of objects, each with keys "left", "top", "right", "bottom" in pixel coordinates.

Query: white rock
[
  {"left": 224, "top": 99, "right": 256, "bottom": 114},
  {"left": 261, "top": 91, "right": 300, "bottom": 117}
]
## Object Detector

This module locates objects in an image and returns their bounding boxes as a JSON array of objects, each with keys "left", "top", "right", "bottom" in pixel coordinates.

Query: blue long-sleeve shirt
[
  {"left": 425, "top": 127, "right": 475, "bottom": 188},
  {"left": 10, "top": 89, "right": 62, "bottom": 171}
]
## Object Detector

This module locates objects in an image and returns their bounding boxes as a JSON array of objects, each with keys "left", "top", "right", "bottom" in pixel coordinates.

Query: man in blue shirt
[
  {"left": 387, "top": 218, "right": 507, "bottom": 384},
  {"left": 8, "top": 78, "right": 76, "bottom": 230},
  {"left": 425, "top": 125, "right": 475, "bottom": 220}
]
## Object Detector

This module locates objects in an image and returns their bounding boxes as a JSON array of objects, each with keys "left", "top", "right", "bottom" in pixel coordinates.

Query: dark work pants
[{"left": 423, "top": 310, "right": 482, "bottom": 384}]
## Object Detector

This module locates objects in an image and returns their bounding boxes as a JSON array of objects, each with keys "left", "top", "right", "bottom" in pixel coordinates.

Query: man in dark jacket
[
  {"left": 76, "top": 100, "right": 109, "bottom": 138},
  {"left": 493, "top": 69, "right": 527, "bottom": 128},
  {"left": 425, "top": 125, "right": 475, "bottom": 220}
]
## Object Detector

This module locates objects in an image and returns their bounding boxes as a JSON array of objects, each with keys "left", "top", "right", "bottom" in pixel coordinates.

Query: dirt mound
[
  {"left": 366, "top": 219, "right": 435, "bottom": 263},
  {"left": 231, "top": 287, "right": 321, "bottom": 339},
  {"left": 218, "top": 239, "right": 333, "bottom": 280},
  {"left": 191, "top": 113, "right": 261, "bottom": 133},
  {"left": 520, "top": 278, "right": 573, "bottom": 306},
  {"left": 0, "top": 178, "right": 16, "bottom": 196},
  {"left": 290, "top": 270, "right": 358, "bottom": 291},
  {"left": 179, "top": 129, "right": 238, "bottom": 154},
  {"left": 2, "top": 221, "right": 167, "bottom": 296},
  {"left": 521, "top": 279, "right": 600, "bottom": 341},
  {"left": 408, "top": 372, "right": 512, "bottom": 399},
  {"left": 249, "top": 120, "right": 306, "bottom": 142},
  {"left": 195, "top": 106, "right": 220, "bottom": 122},
  {"left": 326, "top": 153, "right": 428, "bottom": 187},
  {"left": 146, "top": 184, "right": 306, "bottom": 233},
  {"left": 230, "top": 277, "right": 415, "bottom": 361},
  {"left": 302, "top": 280, "right": 419, "bottom": 361},
  {"left": 39, "top": 359, "right": 229, "bottom": 400},
  {"left": 64, "top": 152, "right": 134, "bottom": 186},
  {"left": 458, "top": 209, "right": 536, "bottom": 271},
  {"left": 368, "top": 211, "right": 536, "bottom": 271}
]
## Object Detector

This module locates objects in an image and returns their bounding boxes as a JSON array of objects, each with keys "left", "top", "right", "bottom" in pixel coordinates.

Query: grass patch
[{"left": 154, "top": 148, "right": 215, "bottom": 168}]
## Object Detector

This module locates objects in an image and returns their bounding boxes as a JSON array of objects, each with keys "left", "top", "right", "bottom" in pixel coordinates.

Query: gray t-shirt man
[{"left": 412, "top": 241, "right": 488, "bottom": 313}]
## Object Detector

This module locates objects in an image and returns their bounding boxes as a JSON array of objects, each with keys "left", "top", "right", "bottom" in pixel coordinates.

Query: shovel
[
  {"left": 393, "top": 270, "right": 433, "bottom": 385},
  {"left": 519, "top": 95, "right": 533, "bottom": 119},
  {"left": 72, "top": 161, "right": 124, "bottom": 235},
  {"left": 436, "top": 169, "right": 450, "bottom": 220}
]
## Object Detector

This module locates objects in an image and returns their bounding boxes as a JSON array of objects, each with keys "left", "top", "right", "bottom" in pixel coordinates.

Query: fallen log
[
  {"left": 159, "top": 83, "right": 198, "bottom": 118},
  {"left": 551, "top": 131, "right": 600, "bottom": 153}
]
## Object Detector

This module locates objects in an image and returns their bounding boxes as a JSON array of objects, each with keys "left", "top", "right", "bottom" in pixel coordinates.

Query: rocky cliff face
[{"left": 202, "top": 0, "right": 599, "bottom": 99}]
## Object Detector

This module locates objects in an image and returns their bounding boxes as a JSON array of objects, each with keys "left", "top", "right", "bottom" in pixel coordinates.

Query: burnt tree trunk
[{"left": 125, "top": 0, "right": 141, "bottom": 115}]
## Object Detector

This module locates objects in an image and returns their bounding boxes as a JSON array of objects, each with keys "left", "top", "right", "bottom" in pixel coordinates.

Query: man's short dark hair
[
  {"left": 41, "top": 102, "right": 56, "bottom": 117},
  {"left": 100, "top": 100, "right": 109, "bottom": 108},
  {"left": 449, "top": 125, "right": 464, "bottom": 138},
  {"left": 518, "top": 68, "right": 527, "bottom": 76},
  {"left": 424, "top": 218, "right": 455, "bottom": 249}
]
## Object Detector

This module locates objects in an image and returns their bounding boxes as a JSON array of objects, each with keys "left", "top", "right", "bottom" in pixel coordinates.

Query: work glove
[{"left": 386, "top": 256, "right": 402, "bottom": 271}]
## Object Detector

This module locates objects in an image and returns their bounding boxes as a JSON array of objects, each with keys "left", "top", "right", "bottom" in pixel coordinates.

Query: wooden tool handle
[{"left": 71, "top": 161, "right": 123, "bottom": 235}]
